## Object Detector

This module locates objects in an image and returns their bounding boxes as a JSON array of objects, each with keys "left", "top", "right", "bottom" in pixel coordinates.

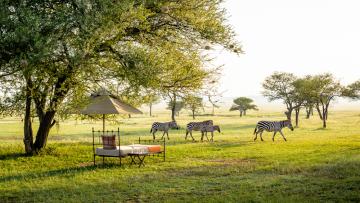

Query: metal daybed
[{"left": 92, "top": 128, "right": 165, "bottom": 167}]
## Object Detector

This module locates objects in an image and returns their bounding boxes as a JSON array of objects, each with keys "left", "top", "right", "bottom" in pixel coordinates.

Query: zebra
[
  {"left": 185, "top": 120, "right": 213, "bottom": 141},
  {"left": 150, "top": 121, "right": 179, "bottom": 140},
  {"left": 200, "top": 125, "right": 221, "bottom": 142},
  {"left": 253, "top": 120, "right": 294, "bottom": 141}
]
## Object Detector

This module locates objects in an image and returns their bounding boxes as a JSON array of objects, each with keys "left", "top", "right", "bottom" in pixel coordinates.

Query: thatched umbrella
[{"left": 81, "top": 92, "right": 142, "bottom": 131}]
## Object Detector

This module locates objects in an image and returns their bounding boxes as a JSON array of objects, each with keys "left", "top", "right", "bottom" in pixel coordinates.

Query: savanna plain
[{"left": 0, "top": 110, "right": 359, "bottom": 203}]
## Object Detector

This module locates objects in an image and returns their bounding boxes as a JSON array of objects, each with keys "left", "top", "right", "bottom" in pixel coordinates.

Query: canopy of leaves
[
  {"left": 0, "top": 0, "right": 241, "bottom": 117},
  {"left": 343, "top": 80, "right": 360, "bottom": 99},
  {"left": 262, "top": 72, "right": 297, "bottom": 104},
  {"left": 185, "top": 96, "right": 204, "bottom": 112},
  {"left": 230, "top": 97, "right": 258, "bottom": 111},
  {"left": 166, "top": 100, "right": 185, "bottom": 113}
]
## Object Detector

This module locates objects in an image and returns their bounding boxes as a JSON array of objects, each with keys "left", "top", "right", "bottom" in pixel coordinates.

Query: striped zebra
[
  {"left": 150, "top": 121, "right": 179, "bottom": 140},
  {"left": 185, "top": 120, "right": 213, "bottom": 141},
  {"left": 201, "top": 125, "right": 221, "bottom": 142},
  {"left": 253, "top": 120, "right": 294, "bottom": 141}
]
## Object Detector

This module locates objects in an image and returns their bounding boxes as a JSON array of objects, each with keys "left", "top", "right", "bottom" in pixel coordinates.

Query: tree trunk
[
  {"left": 285, "top": 108, "right": 293, "bottom": 120},
  {"left": 244, "top": 110, "right": 247, "bottom": 116},
  {"left": 305, "top": 106, "right": 311, "bottom": 119},
  {"left": 321, "top": 104, "right": 328, "bottom": 128},
  {"left": 322, "top": 110, "right": 327, "bottom": 128},
  {"left": 316, "top": 104, "right": 323, "bottom": 120},
  {"left": 33, "top": 111, "right": 56, "bottom": 152},
  {"left": 149, "top": 103, "right": 152, "bottom": 117},
  {"left": 171, "top": 96, "right": 176, "bottom": 121},
  {"left": 295, "top": 108, "right": 300, "bottom": 127},
  {"left": 192, "top": 110, "right": 195, "bottom": 119},
  {"left": 239, "top": 110, "right": 242, "bottom": 117},
  {"left": 23, "top": 83, "right": 34, "bottom": 154},
  {"left": 128, "top": 114, "right": 131, "bottom": 118}
]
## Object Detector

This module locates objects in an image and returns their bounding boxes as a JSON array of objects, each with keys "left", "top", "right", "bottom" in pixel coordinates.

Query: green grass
[{"left": 0, "top": 111, "right": 359, "bottom": 202}]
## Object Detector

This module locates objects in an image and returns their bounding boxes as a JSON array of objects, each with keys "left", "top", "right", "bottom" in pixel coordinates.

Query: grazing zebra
[
  {"left": 253, "top": 120, "right": 294, "bottom": 141},
  {"left": 185, "top": 120, "right": 213, "bottom": 141},
  {"left": 201, "top": 125, "right": 221, "bottom": 142},
  {"left": 150, "top": 121, "right": 179, "bottom": 140}
]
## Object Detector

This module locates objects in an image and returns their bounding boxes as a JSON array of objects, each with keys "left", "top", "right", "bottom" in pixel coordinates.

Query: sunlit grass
[{"left": 0, "top": 110, "right": 359, "bottom": 202}]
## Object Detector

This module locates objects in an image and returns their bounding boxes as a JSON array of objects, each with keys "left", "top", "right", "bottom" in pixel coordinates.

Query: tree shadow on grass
[
  {"left": 312, "top": 127, "right": 328, "bottom": 131},
  {"left": 0, "top": 163, "right": 120, "bottom": 183},
  {"left": 0, "top": 152, "right": 30, "bottom": 161}
]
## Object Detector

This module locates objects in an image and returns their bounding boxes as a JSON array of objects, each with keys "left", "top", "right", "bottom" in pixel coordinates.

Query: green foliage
[
  {"left": 184, "top": 96, "right": 204, "bottom": 118},
  {"left": 262, "top": 72, "right": 297, "bottom": 103},
  {"left": 230, "top": 97, "right": 258, "bottom": 117},
  {"left": 185, "top": 96, "right": 204, "bottom": 111},
  {"left": 263, "top": 72, "right": 345, "bottom": 128},
  {"left": 0, "top": 0, "right": 241, "bottom": 152},
  {"left": 343, "top": 80, "right": 360, "bottom": 99},
  {"left": 167, "top": 100, "right": 185, "bottom": 114}
]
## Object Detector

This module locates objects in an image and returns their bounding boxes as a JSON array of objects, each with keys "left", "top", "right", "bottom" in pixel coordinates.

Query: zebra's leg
[
  {"left": 161, "top": 131, "right": 166, "bottom": 140},
  {"left": 166, "top": 131, "right": 170, "bottom": 140},
  {"left": 185, "top": 131, "right": 189, "bottom": 140},
  {"left": 260, "top": 131, "right": 264, "bottom": 141},
  {"left": 205, "top": 132, "right": 210, "bottom": 141},
  {"left": 201, "top": 131, "right": 204, "bottom": 141},
  {"left": 152, "top": 130, "right": 157, "bottom": 140},
  {"left": 254, "top": 131, "right": 258, "bottom": 141},
  {"left": 190, "top": 131, "right": 195, "bottom": 141},
  {"left": 211, "top": 131, "right": 214, "bottom": 142},
  {"left": 279, "top": 130, "right": 287, "bottom": 141},
  {"left": 272, "top": 131, "right": 277, "bottom": 142}
]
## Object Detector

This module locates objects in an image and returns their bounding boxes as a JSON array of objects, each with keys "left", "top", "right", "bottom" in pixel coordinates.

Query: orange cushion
[{"left": 147, "top": 145, "right": 161, "bottom": 153}]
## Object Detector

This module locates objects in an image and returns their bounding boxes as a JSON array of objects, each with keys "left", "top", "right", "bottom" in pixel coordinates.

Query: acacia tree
[
  {"left": 159, "top": 46, "right": 222, "bottom": 121},
  {"left": 0, "top": 0, "right": 241, "bottom": 154},
  {"left": 343, "top": 80, "right": 360, "bottom": 100},
  {"left": 262, "top": 72, "right": 302, "bottom": 120},
  {"left": 144, "top": 93, "right": 160, "bottom": 117},
  {"left": 229, "top": 97, "right": 258, "bottom": 117},
  {"left": 291, "top": 77, "right": 318, "bottom": 127},
  {"left": 312, "top": 74, "right": 343, "bottom": 128},
  {"left": 185, "top": 96, "right": 204, "bottom": 119},
  {"left": 166, "top": 100, "right": 185, "bottom": 118}
]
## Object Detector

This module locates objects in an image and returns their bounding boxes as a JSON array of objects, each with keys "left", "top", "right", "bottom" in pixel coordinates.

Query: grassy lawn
[{"left": 0, "top": 111, "right": 359, "bottom": 202}]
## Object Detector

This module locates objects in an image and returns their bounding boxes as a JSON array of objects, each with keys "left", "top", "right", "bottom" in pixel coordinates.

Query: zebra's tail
[{"left": 253, "top": 126, "right": 257, "bottom": 135}]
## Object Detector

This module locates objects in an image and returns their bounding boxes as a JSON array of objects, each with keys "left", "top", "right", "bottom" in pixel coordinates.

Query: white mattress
[{"left": 96, "top": 145, "right": 149, "bottom": 157}]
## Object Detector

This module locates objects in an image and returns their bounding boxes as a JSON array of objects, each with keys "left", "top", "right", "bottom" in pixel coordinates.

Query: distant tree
[
  {"left": 262, "top": 72, "right": 302, "bottom": 120},
  {"left": 207, "top": 95, "right": 221, "bottom": 116},
  {"left": 230, "top": 97, "right": 258, "bottom": 117},
  {"left": 167, "top": 101, "right": 185, "bottom": 118},
  {"left": 185, "top": 96, "right": 204, "bottom": 119},
  {"left": 343, "top": 80, "right": 360, "bottom": 99},
  {"left": 312, "top": 73, "right": 343, "bottom": 128},
  {"left": 143, "top": 93, "right": 160, "bottom": 117},
  {"left": 203, "top": 73, "right": 222, "bottom": 116},
  {"left": 299, "top": 76, "right": 319, "bottom": 119},
  {"left": 291, "top": 77, "right": 317, "bottom": 127}
]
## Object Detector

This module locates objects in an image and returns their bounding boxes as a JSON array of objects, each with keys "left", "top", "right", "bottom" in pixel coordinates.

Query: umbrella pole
[{"left": 103, "top": 114, "right": 105, "bottom": 132}]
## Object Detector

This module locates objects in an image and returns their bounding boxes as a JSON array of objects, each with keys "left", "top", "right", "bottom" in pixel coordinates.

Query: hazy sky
[{"left": 214, "top": 0, "right": 360, "bottom": 98}]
